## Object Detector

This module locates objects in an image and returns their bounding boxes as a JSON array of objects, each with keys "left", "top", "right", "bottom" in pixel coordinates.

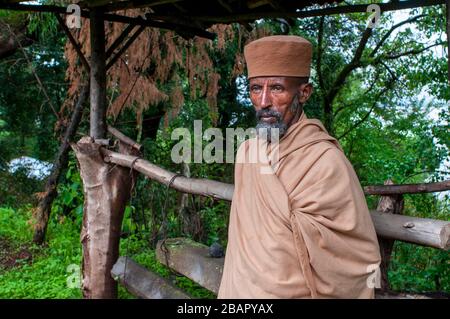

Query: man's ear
[{"left": 297, "top": 83, "right": 313, "bottom": 104}]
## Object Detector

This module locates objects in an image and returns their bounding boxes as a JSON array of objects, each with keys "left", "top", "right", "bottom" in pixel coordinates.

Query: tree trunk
[
  {"left": 89, "top": 8, "right": 107, "bottom": 139},
  {"left": 33, "top": 83, "right": 89, "bottom": 245},
  {"left": 72, "top": 137, "right": 140, "bottom": 298}
]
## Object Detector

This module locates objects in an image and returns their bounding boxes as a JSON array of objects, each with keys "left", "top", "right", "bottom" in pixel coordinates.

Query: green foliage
[
  {"left": 0, "top": 207, "right": 82, "bottom": 298},
  {"left": 0, "top": 8, "right": 66, "bottom": 165},
  {"left": 51, "top": 158, "right": 84, "bottom": 228},
  {"left": 0, "top": 170, "right": 43, "bottom": 208},
  {"left": 389, "top": 243, "right": 450, "bottom": 293},
  {"left": 0, "top": 206, "right": 215, "bottom": 299}
]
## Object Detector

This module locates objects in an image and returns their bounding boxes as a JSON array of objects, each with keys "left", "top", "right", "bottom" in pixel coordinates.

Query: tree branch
[
  {"left": 384, "top": 42, "right": 445, "bottom": 60},
  {"left": 333, "top": 68, "right": 382, "bottom": 118},
  {"left": 370, "top": 14, "right": 426, "bottom": 58},
  {"left": 325, "top": 26, "right": 373, "bottom": 106},
  {"left": 337, "top": 79, "right": 395, "bottom": 140},
  {"left": 322, "top": 25, "right": 374, "bottom": 133}
]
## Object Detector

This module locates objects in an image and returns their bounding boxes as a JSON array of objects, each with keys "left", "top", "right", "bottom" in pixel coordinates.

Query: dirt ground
[{"left": 0, "top": 237, "right": 33, "bottom": 271}]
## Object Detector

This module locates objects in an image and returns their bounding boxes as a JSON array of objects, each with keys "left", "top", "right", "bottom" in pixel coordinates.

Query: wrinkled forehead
[{"left": 248, "top": 76, "right": 300, "bottom": 86}]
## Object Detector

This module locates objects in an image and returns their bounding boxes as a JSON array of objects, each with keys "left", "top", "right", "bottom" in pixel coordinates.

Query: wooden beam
[
  {"left": 107, "top": 125, "right": 143, "bottom": 151},
  {"left": 102, "top": 149, "right": 235, "bottom": 201},
  {"left": 111, "top": 256, "right": 191, "bottom": 299},
  {"left": 106, "top": 25, "right": 146, "bottom": 70},
  {"left": 0, "top": 3, "right": 88, "bottom": 15},
  {"left": 1, "top": 1, "right": 445, "bottom": 24},
  {"left": 102, "top": 0, "right": 184, "bottom": 12},
  {"left": 156, "top": 238, "right": 224, "bottom": 294},
  {"left": 247, "top": 0, "right": 270, "bottom": 9},
  {"left": 103, "top": 147, "right": 450, "bottom": 200},
  {"left": 364, "top": 180, "right": 450, "bottom": 195},
  {"left": 371, "top": 210, "right": 449, "bottom": 250},
  {"left": 375, "top": 180, "right": 404, "bottom": 291},
  {"left": 89, "top": 8, "right": 107, "bottom": 139},
  {"left": 54, "top": 13, "right": 90, "bottom": 73},
  {"left": 105, "top": 23, "right": 136, "bottom": 59},
  {"left": 0, "top": 3, "right": 215, "bottom": 40},
  {"left": 189, "top": 0, "right": 446, "bottom": 23},
  {"left": 104, "top": 13, "right": 215, "bottom": 40}
]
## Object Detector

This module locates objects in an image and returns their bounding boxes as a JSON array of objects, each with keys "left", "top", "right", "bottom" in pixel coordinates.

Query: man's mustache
[{"left": 255, "top": 109, "right": 283, "bottom": 122}]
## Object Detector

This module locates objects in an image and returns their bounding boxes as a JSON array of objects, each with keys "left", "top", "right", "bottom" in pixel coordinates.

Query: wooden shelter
[{"left": 0, "top": 0, "right": 449, "bottom": 299}]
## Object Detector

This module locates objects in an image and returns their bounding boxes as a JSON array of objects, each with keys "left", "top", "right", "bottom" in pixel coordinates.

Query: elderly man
[{"left": 218, "top": 35, "right": 381, "bottom": 299}]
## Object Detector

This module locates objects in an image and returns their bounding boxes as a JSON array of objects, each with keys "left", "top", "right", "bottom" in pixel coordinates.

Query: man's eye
[
  {"left": 251, "top": 86, "right": 262, "bottom": 93},
  {"left": 272, "top": 85, "right": 283, "bottom": 92}
]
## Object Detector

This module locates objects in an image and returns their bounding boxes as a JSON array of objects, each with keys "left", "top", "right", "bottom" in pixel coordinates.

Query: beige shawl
[{"left": 218, "top": 112, "right": 381, "bottom": 299}]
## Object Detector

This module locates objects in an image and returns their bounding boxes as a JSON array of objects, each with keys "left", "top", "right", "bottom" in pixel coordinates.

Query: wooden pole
[
  {"left": 105, "top": 24, "right": 136, "bottom": 59},
  {"left": 375, "top": 180, "right": 404, "bottom": 291},
  {"left": 89, "top": 9, "right": 107, "bottom": 139},
  {"left": 73, "top": 138, "right": 140, "bottom": 299},
  {"left": 370, "top": 210, "right": 449, "bottom": 250},
  {"left": 55, "top": 14, "right": 90, "bottom": 73},
  {"left": 106, "top": 25, "right": 146, "bottom": 70},
  {"left": 102, "top": 149, "right": 235, "bottom": 201},
  {"left": 111, "top": 256, "right": 190, "bottom": 299},
  {"left": 156, "top": 238, "right": 224, "bottom": 294},
  {"left": 364, "top": 180, "right": 450, "bottom": 195}
]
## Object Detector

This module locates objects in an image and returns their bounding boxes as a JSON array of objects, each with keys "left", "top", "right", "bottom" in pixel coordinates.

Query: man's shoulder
[
  {"left": 282, "top": 140, "right": 352, "bottom": 179},
  {"left": 289, "top": 139, "right": 343, "bottom": 163}
]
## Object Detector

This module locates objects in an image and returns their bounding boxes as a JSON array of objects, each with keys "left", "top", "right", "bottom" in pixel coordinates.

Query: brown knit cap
[{"left": 244, "top": 35, "right": 312, "bottom": 79}]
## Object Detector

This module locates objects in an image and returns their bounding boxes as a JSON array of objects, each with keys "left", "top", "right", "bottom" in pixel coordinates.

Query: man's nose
[{"left": 259, "top": 86, "right": 272, "bottom": 109}]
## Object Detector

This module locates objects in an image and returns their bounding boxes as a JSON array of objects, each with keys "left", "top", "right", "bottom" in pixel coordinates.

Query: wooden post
[
  {"left": 73, "top": 138, "right": 140, "bottom": 298},
  {"left": 376, "top": 179, "right": 404, "bottom": 292},
  {"left": 89, "top": 8, "right": 107, "bottom": 139}
]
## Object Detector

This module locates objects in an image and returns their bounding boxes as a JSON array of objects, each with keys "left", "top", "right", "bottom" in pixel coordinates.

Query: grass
[
  {"left": 1, "top": 205, "right": 447, "bottom": 298},
  {"left": 0, "top": 207, "right": 82, "bottom": 298},
  {"left": 0, "top": 207, "right": 215, "bottom": 299}
]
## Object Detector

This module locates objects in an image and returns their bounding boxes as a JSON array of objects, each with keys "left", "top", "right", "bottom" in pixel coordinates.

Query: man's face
[{"left": 249, "top": 76, "right": 311, "bottom": 141}]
